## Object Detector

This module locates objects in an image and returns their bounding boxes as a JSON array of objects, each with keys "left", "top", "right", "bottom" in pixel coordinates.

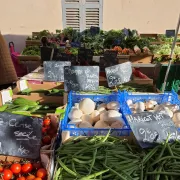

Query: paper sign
[
  {"left": 1, "top": 90, "right": 12, "bottom": 105},
  {"left": 19, "top": 80, "right": 28, "bottom": 91}
]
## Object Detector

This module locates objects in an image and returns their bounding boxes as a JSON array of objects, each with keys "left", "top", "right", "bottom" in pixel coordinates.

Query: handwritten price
[{"left": 139, "top": 128, "right": 160, "bottom": 143}]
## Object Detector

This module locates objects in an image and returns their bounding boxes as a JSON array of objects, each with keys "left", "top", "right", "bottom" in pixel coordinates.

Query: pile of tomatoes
[
  {"left": 0, "top": 161, "right": 47, "bottom": 180},
  {"left": 42, "top": 116, "right": 57, "bottom": 146}
]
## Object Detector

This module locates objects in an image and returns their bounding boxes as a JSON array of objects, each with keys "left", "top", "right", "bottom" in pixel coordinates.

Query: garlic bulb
[
  {"left": 94, "top": 120, "right": 110, "bottom": 128},
  {"left": 81, "top": 114, "right": 94, "bottom": 125},
  {"left": 134, "top": 102, "right": 145, "bottom": 112},
  {"left": 79, "top": 98, "right": 95, "bottom": 114},
  {"left": 107, "top": 101, "right": 120, "bottom": 110},
  {"left": 91, "top": 110, "right": 100, "bottom": 123},
  {"left": 78, "top": 121, "right": 93, "bottom": 128},
  {"left": 68, "top": 108, "right": 83, "bottom": 120},
  {"left": 111, "top": 120, "right": 124, "bottom": 128},
  {"left": 172, "top": 111, "right": 180, "bottom": 123}
]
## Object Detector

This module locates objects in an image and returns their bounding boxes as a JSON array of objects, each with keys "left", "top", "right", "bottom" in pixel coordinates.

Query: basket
[
  {"left": 60, "top": 91, "right": 130, "bottom": 137},
  {"left": 121, "top": 90, "right": 179, "bottom": 115}
]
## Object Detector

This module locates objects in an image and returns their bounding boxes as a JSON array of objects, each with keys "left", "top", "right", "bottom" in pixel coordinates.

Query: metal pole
[{"left": 162, "top": 14, "right": 180, "bottom": 93}]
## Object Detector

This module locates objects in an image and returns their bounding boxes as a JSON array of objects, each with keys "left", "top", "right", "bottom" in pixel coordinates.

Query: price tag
[
  {"left": 1, "top": 90, "right": 12, "bottom": 105},
  {"left": 166, "top": 30, "right": 175, "bottom": 37},
  {"left": 64, "top": 66, "right": 99, "bottom": 91},
  {"left": 105, "top": 62, "right": 132, "bottom": 87},
  {"left": 19, "top": 80, "right": 28, "bottom": 91},
  {"left": 126, "top": 112, "right": 180, "bottom": 148}
]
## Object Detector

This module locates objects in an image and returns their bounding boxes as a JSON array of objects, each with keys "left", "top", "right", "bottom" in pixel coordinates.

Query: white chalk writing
[{"left": 18, "top": 145, "right": 29, "bottom": 155}]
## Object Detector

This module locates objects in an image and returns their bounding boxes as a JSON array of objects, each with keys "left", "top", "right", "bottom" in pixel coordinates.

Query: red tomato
[
  {"left": 43, "top": 118, "right": 51, "bottom": 126},
  {"left": 17, "top": 177, "right": 26, "bottom": 180},
  {"left": 42, "top": 127, "right": 47, "bottom": 134},
  {"left": 42, "top": 135, "right": 51, "bottom": 145},
  {"left": 2, "top": 169, "right": 13, "bottom": 180},
  {"left": 21, "top": 163, "right": 33, "bottom": 174},
  {"left": 36, "top": 168, "right": 47, "bottom": 178},
  {"left": 33, "top": 162, "right": 42, "bottom": 170},
  {"left": 26, "top": 174, "right": 35, "bottom": 180},
  {"left": 10, "top": 163, "right": 21, "bottom": 174},
  {"left": 47, "top": 128, "right": 57, "bottom": 138},
  {"left": 34, "top": 178, "right": 42, "bottom": 180},
  {"left": 0, "top": 165, "right": 4, "bottom": 172}
]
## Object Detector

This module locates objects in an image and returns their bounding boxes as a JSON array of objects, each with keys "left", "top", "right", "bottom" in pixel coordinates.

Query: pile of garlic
[
  {"left": 68, "top": 98, "right": 125, "bottom": 129},
  {"left": 127, "top": 99, "right": 180, "bottom": 127}
]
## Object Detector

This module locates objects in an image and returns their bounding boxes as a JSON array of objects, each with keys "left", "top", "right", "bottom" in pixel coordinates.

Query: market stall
[{"left": 1, "top": 23, "right": 180, "bottom": 180}]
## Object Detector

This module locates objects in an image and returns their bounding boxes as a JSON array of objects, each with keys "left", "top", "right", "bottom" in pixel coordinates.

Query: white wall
[
  {"left": 0, "top": 0, "right": 63, "bottom": 52},
  {"left": 0, "top": 0, "right": 179, "bottom": 52},
  {"left": 103, "top": 0, "right": 180, "bottom": 33}
]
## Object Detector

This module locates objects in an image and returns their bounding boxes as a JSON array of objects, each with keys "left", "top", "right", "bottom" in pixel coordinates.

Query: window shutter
[
  {"left": 62, "top": 0, "right": 103, "bottom": 31},
  {"left": 84, "top": 0, "right": 103, "bottom": 29},
  {"left": 62, "top": 0, "right": 82, "bottom": 31}
]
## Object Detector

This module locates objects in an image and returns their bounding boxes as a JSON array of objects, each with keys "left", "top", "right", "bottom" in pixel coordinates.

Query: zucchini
[
  {"left": 13, "top": 97, "right": 38, "bottom": 106},
  {"left": 29, "top": 105, "right": 42, "bottom": 112},
  {"left": 0, "top": 105, "right": 8, "bottom": 112},
  {"left": 12, "top": 105, "right": 29, "bottom": 111},
  {"left": 11, "top": 111, "right": 31, "bottom": 116}
]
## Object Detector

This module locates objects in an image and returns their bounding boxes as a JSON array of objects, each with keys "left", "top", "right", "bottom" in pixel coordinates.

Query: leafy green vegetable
[{"left": 22, "top": 46, "right": 40, "bottom": 56}]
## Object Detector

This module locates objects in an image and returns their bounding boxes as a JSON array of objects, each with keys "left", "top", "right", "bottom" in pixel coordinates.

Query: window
[{"left": 62, "top": 0, "right": 103, "bottom": 31}]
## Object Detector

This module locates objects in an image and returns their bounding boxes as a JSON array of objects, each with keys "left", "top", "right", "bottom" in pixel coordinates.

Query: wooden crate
[
  {"left": 130, "top": 54, "right": 153, "bottom": 64},
  {"left": 140, "top": 33, "right": 158, "bottom": 39},
  {"left": 26, "top": 40, "right": 41, "bottom": 47},
  {"left": 18, "top": 55, "right": 41, "bottom": 62},
  {"left": 32, "top": 32, "right": 40, "bottom": 38}
]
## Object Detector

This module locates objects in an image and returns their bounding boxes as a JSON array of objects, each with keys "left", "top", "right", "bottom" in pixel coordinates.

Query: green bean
[
  {"left": 89, "top": 148, "right": 97, "bottom": 174},
  {"left": 149, "top": 156, "right": 180, "bottom": 168},
  {"left": 103, "top": 164, "right": 127, "bottom": 180},
  {"left": 73, "top": 158, "right": 92, "bottom": 164},
  {"left": 79, "top": 169, "right": 109, "bottom": 180},
  {"left": 147, "top": 171, "right": 180, "bottom": 176},
  {"left": 142, "top": 145, "right": 159, "bottom": 164},
  {"left": 57, "top": 158, "right": 78, "bottom": 178},
  {"left": 140, "top": 163, "right": 143, "bottom": 180}
]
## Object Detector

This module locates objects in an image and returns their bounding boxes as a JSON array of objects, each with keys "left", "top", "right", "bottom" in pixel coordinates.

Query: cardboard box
[{"left": 10, "top": 80, "right": 65, "bottom": 106}]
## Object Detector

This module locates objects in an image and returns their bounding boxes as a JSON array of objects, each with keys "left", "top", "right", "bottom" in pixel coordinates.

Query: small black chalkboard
[
  {"left": 0, "top": 112, "right": 42, "bottom": 159},
  {"left": 44, "top": 61, "right": 71, "bottom": 82},
  {"left": 105, "top": 62, "right": 132, "bottom": 87},
  {"left": 166, "top": 30, "right": 175, "bottom": 37},
  {"left": 64, "top": 66, "right": 99, "bottom": 91},
  {"left": 126, "top": 112, "right": 180, "bottom": 148},
  {"left": 78, "top": 48, "right": 94, "bottom": 65},
  {"left": 103, "top": 50, "right": 118, "bottom": 67},
  {"left": 90, "top": 26, "right": 100, "bottom": 35}
]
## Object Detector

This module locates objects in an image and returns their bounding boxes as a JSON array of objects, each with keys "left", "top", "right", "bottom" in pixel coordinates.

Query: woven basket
[{"left": 0, "top": 33, "right": 17, "bottom": 85}]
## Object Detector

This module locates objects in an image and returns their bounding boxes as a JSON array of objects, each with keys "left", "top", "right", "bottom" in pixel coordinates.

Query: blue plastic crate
[
  {"left": 122, "top": 90, "right": 180, "bottom": 115},
  {"left": 61, "top": 91, "right": 131, "bottom": 136}
]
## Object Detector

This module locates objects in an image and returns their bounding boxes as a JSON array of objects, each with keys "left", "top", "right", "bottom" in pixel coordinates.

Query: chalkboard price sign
[
  {"left": 90, "top": 26, "right": 100, "bottom": 35},
  {"left": 64, "top": 66, "right": 99, "bottom": 91},
  {"left": 44, "top": 61, "right": 71, "bottom": 82},
  {"left": 0, "top": 112, "right": 42, "bottom": 159},
  {"left": 105, "top": 62, "right": 132, "bottom": 87},
  {"left": 166, "top": 30, "right": 175, "bottom": 37},
  {"left": 126, "top": 112, "right": 180, "bottom": 148}
]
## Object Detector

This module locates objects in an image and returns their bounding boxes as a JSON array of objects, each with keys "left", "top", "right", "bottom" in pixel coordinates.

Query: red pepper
[{"left": 133, "top": 68, "right": 148, "bottom": 79}]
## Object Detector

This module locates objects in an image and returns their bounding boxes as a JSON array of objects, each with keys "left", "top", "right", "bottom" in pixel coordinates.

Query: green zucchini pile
[
  {"left": 18, "top": 88, "right": 64, "bottom": 96},
  {"left": 0, "top": 97, "right": 61, "bottom": 116}
]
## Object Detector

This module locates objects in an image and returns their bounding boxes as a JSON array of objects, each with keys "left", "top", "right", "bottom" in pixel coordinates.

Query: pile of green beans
[{"left": 55, "top": 134, "right": 180, "bottom": 180}]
